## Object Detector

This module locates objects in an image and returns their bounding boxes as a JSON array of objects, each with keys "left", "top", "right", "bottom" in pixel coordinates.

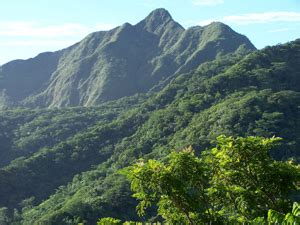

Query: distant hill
[{"left": 0, "top": 8, "right": 255, "bottom": 108}]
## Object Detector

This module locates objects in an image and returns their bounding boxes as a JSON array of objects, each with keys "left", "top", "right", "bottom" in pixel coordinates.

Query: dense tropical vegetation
[
  {"left": 0, "top": 9, "right": 299, "bottom": 224},
  {"left": 121, "top": 136, "right": 299, "bottom": 224}
]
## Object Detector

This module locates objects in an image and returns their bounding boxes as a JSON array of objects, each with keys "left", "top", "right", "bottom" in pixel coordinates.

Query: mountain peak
[
  {"left": 0, "top": 8, "right": 256, "bottom": 108},
  {"left": 136, "top": 8, "right": 175, "bottom": 34},
  {"left": 204, "top": 21, "right": 231, "bottom": 30},
  {"left": 146, "top": 8, "right": 172, "bottom": 21}
]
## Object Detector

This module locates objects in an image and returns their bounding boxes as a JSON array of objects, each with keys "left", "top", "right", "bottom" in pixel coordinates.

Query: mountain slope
[
  {"left": 0, "top": 39, "right": 299, "bottom": 224},
  {"left": 0, "top": 8, "right": 255, "bottom": 108}
]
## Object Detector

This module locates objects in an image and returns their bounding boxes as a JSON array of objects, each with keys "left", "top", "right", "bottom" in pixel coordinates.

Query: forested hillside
[{"left": 0, "top": 38, "right": 299, "bottom": 224}]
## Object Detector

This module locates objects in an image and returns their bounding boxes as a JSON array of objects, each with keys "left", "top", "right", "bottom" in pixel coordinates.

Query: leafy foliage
[
  {"left": 122, "top": 146, "right": 209, "bottom": 224},
  {"left": 204, "top": 136, "right": 299, "bottom": 223},
  {"left": 97, "top": 217, "right": 122, "bottom": 225},
  {"left": 267, "top": 202, "right": 300, "bottom": 224},
  {"left": 124, "top": 136, "right": 300, "bottom": 224}
]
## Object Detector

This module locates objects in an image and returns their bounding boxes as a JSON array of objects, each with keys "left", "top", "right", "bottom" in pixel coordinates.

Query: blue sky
[{"left": 0, "top": 0, "right": 300, "bottom": 65}]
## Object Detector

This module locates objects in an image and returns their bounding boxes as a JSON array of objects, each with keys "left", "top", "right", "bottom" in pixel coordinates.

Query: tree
[
  {"left": 123, "top": 136, "right": 300, "bottom": 224},
  {"left": 97, "top": 217, "right": 122, "bottom": 225},
  {"left": 203, "top": 136, "right": 300, "bottom": 223},
  {"left": 267, "top": 202, "right": 300, "bottom": 224},
  {"left": 0, "top": 207, "right": 10, "bottom": 225},
  {"left": 122, "top": 147, "right": 210, "bottom": 224}
]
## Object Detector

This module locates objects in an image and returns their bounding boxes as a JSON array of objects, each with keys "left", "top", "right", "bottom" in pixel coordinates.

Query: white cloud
[
  {"left": 0, "top": 21, "right": 116, "bottom": 38},
  {"left": 223, "top": 11, "right": 300, "bottom": 25},
  {"left": 267, "top": 27, "right": 298, "bottom": 33},
  {"left": 192, "top": 0, "right": 224, "bottom": 6},
  {"left": 0, "top": 21, "right": 116, "bottom": 65},
  {"left": 267, "top": 28, "right": 291, "bottom": 33},
  {"left": 0, "top": 40, "right": 76, "bottom": 47},
  {"left": 197, "top": 11, "right": 300, "bottom": 26}
]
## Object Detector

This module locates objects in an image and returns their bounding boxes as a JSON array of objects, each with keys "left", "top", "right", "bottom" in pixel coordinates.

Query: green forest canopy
[
  {"left": 0, "top": 40, "right": 299, "bottom": 224},
  {"left": 121, "top": 136, "right": 300, "bottom": 224}
]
